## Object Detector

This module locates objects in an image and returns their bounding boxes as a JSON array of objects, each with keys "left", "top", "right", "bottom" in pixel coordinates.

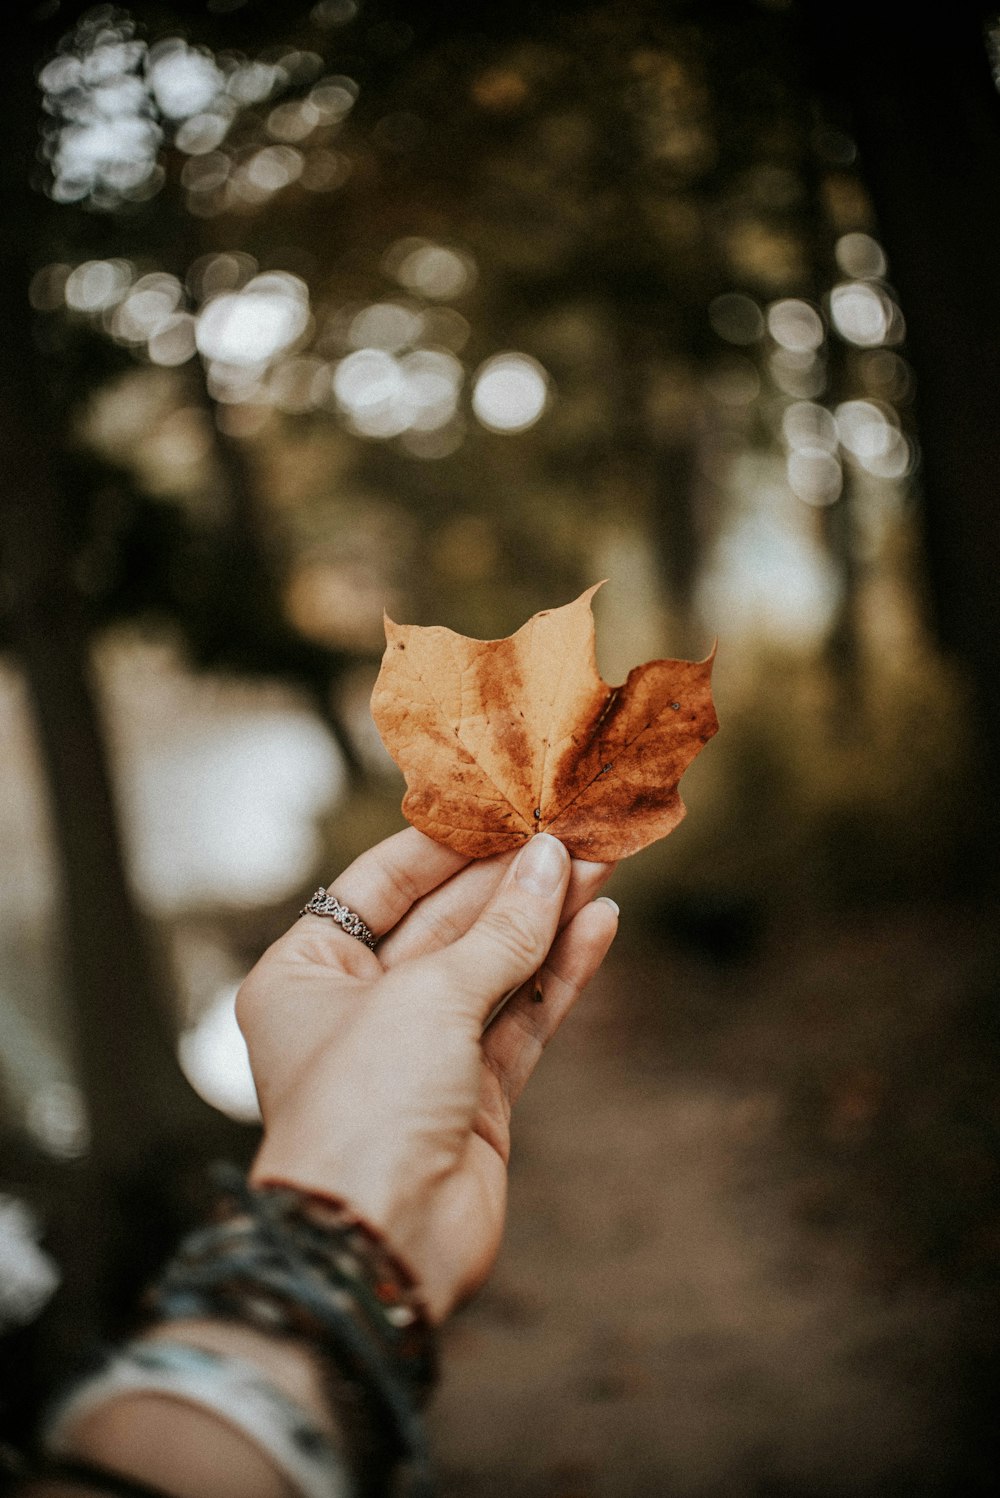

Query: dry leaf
[{"left": 371, "top": 583, "right": 718, "bottom": 861}]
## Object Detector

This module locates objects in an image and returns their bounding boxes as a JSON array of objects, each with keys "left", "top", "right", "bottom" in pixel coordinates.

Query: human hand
[{"left": 237, "top": 829, "right": 618, "bottom": 1322}]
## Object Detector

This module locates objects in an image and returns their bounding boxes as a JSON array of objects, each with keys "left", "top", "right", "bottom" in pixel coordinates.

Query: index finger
[
  {"left": 302, "top": 827, "right": 470, "bottom": 947},
  {"left": 379, "top": 853, "right": 615, "bottom": 967}
]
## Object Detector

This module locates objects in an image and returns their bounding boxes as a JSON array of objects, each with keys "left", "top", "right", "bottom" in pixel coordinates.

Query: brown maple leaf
[{"left": 370, "top": 583, "right": 718, "bottom": 861}]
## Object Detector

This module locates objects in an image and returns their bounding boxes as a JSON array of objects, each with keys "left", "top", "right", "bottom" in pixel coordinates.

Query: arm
[{"left": 35, "top": 831, "right": 618, "bottom": 1496}]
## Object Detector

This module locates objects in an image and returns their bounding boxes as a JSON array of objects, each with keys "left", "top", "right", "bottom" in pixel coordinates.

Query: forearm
[
  {"left": 33, "top": 1319, "right": 356, "bottom": 1498},
  {"left": 28, "top": 1175, "right": 434, "bottom": 1498},
  {"left": 57, "top": 1320, "right": 337, "bottom": 1498}
]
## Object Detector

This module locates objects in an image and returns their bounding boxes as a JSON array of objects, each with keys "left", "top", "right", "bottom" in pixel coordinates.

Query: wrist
[
  {"left": 141, "top": 1319, "right": 338, "bottom": 1438},
  {"left": 140, "top": 1168, "right": 437, "bottom": 1491},
  {"left": 247, "top": 1144, "right": 450, "bottom": 1324},
  {"left": 140, "top": 1320, "right": 391, "bottom": 1494},
  {"left": 43, "top": 1335, "right": 349, "bottom": 1498}
]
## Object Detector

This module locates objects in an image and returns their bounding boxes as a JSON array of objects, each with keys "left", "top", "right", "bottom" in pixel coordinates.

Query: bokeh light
[
  {"left": 64, "top": 259, "right": 133, "bottom": 313},
  {"left": 28, "top": 263, "right": 72, "bottom": 312},
  {"left": 178, "top": 986, "right": 261, "bottom": 1124},
  {"left": 146, "top": 38, "right": 224, "bottom": 120},
  {"left": 835, "top": 399, "right": 894, "bottom": 460},
  {"left": 766, "top": 299, "right": 825, "bottom": 353},
  {"left": 26, "top": 1082, "right": 90, "bottom": 1159},
  {"left": 471, "top": 353, "right": 549, "bottom": 432},
  {"left": 110, "top": 272, "right": 183, "bottom": 344},
  {"left": 333, "top": 348, "right": 410, "bottom": 436},
  {"left": 402, "top": 350, "right": 464, "bottom": 428},
  {"left": 348, "top": 301, "right": 424, "bottom": 352},
  {"left": 332, "top": 345, "right": 463, "bottom": 437},
  {"left": 181, "top": 151, "right": 230, "bottom": 194},
  {"left": 234, "top": 144, "right": 305, "bottom": 202},
  {"left": 421, "top": 307, "right": 471, "bottom": 351},
  {"left": 697, "top": 496, "right": 842, "bottom": 648},
  {"left": 299, "top": 149, "right": 352, "bottom": 192},
  {"left": 308, "top": 74, "right": 359, "bottom": 121},
  {"left": 709, "top": 293, "right": 766, "bottom": 345},
  {"left": 829, "top": 282, "right": 892, "bottom": 347},
  {"left": 836, "top": 400, "right": 912, "bottom": 479},
  {"left": 862, "top": 429, "right": 911, "bottom": 479},
  {"left": 120, "top": 689, "right": 345, "bottom": 910},
  {"left": 787, "top": 448, "right": 843, "bottom": 507},
  {"left": 40, "top": 17, "right": 163, "bottom": 206},
  {"left": 0, "top": 1197, "right": 61, "bottom": 1333},
  {"left": 401, "top": 419, "right": 466, "bottom": 460},
  {"left": 187, "top": 252, "right": 258, "bottom": 301},
  {"left": 195, "top": 272, "right": 311, "bottom": 366},
  {"left": 782, "top": 401, "right": 838, "bottom": 455},
  {"left": 38, "top": 13, "right": 326, "bottom": 208},
  {"left": 176, "top": 111, "right": 232, "bottom": 156},
  {"left": 861, "top": 350, "right": 913, "bottom": 403},
  {"left": 147, "top": 314, "right": 198, "bottom": 367},
  {"left": 311, "top": 0, "right": 358, "bottom": 25},
  {"left": 386, "top": 238, "right": 477, "bottom": 301},
  {"left": 834, "top": 232, "right": 887, "bottom": 281},
  {"left": 226, "top": 59, "right": 282, "bottom": 105}
]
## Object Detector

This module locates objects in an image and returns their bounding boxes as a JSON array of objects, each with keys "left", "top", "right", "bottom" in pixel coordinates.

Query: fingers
[
  {"left": 481, "top": 895, "right": 619, "bottom": 1107},
  {"left": 302, "top": 827, "right": 469, "bottom": 949},
  {"left": 376, "top": 850, "right": 515, "bottom": 965},
  {"left": 379, "top": 849, "right": 615, "bottom": 966},
  {"left": 432, "top": 834, "right": 573, "bottom": 1023},
  {"left": 560, "top": 859, "right": 616, "bottom": 926}
]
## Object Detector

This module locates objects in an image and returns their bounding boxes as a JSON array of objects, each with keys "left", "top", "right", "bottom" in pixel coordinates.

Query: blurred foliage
[
  {"left": 12, "top": 0, "right": 973, "bottom": 906},
  {"left": 18, "top": 0, "right": 914, "bottom": 645}
]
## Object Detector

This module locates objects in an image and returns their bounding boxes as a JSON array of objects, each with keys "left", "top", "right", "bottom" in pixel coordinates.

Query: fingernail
[
  {"left": 515, "top": 832, "right": 567, "bottom": 895},
  {"left": 594, "top": 895, "right": 620, "bottom": 916}
]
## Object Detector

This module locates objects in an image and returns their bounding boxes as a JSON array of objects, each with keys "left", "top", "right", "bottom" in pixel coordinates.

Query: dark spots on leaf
[
  {"left": 670, "top": 702, "right": 680, "bottom": 711},
  {"left": 397, "top": 642, "right": 406, "bottom": 650},
  {"left": 602, "top": 764, "right": 612, "bottom": 774},
  {"left": 533, "top": 807, "right": 541, "bottom": 819},
  {"left": 533, "top": 986, "right": 544, "bottom": 1003}
]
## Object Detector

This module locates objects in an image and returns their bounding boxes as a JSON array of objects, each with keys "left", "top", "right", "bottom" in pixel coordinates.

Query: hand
[{"left": 237, "top": 829, "right": 618, "bottom": 1322}]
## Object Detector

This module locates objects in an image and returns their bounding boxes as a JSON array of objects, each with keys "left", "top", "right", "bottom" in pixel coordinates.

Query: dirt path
[{"left": 430, "top": 904, "right": 999, "bottom": 1495}]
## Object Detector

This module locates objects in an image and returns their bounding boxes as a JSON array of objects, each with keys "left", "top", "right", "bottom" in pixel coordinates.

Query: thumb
[{"left": 439, "top": 833, "right": 571, "bottom": 1021}]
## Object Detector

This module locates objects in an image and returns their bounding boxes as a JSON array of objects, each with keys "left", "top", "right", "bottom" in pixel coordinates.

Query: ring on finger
[{"left": 299, "top": 887, "right": 377, "bottom": 949}]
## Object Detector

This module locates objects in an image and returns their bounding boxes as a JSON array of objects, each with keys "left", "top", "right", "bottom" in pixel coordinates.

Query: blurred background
[{"left": 1, "top": 0, "right": 999, "bottom": 1492}]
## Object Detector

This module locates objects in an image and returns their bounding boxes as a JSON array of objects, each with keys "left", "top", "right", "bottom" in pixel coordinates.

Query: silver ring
[{"left": 299, "top": 887, "right": 377, "bottom": 949}]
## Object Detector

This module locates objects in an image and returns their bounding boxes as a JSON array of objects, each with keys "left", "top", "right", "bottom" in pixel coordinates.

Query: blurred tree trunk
[
  {"left": 182, "top": 363, "right": 363, "bottom": 772},
  {"left": 804, "top": 0, "right": 1000, "bottom": 820},
  {"left": 651, "top": 440, "right": 699, "bottom": 630},
  {"left": 0, "top": 14, "right": 251, "bottom": 1373}
]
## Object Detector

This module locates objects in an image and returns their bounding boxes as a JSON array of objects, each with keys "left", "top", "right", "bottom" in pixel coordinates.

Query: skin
[
  {"left": 245, "top": 827, "right": 619, "bottom": 1320},
  {"left": 45, "top": 830, "right": 618, "bottom": 1497}
]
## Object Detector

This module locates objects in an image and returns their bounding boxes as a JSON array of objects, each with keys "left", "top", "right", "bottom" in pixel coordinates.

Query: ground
[{"left": 429, "top": 900, "right": 1000, "bottom": 1496}]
